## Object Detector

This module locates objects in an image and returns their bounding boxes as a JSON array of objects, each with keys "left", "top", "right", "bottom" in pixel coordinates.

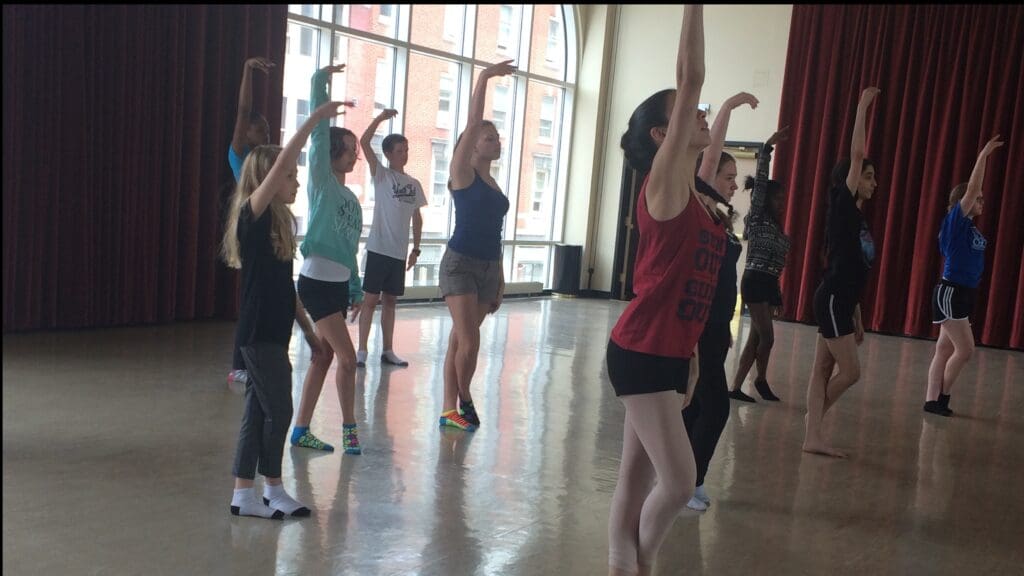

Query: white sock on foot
[
  {"left": 231, "top": 487, "right": 283, "bottom": 519},
  {"left": 381, "top": 350, "right": 408, "bottom": 366},
  {"left": 694, "top": 484, "right": 710, "bottom": 505},
  {"left": 263, "top": 483, "right": 311, "bottom": 517},
  {"left": 685, "top": 495, "right": 708, "bottom": 511}
]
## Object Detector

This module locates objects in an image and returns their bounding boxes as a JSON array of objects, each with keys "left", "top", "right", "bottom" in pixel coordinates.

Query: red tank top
[{"left": 610, "top": 176, "right": 727, "bottom": 358}]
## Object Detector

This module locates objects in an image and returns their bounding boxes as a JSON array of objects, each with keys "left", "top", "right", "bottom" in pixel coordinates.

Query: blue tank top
[{"left": 447, "top": 171, "right": 510, "bottom": 260}]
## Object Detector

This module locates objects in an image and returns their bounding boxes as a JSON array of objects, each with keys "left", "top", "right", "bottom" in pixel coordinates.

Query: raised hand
[
  {"left": 859, "top": 86, "right": 881, "bottom": 108},
  {"left": 980, "top": 134, "right": 1004, "bottom": 156},
  {"left": 245, "top": 57, "right": 275, "bottom": 73},
  {"left": 376, "top": 108, "right": 399, "bottom": 122},
  {"left": 766, "top": 125, "right": 790, "bottom": 147},
  {"left": 310, "top": 101, "right": 349, "bottom": 121},
  {"left": 724, "top": 91, "right": 759, "bottom": 111},
  {"left": 481, "top": 59, "right": 517, "bottom": 79},
  {"left": 322, "top": 63, "right": 347, "bottom": 75}
]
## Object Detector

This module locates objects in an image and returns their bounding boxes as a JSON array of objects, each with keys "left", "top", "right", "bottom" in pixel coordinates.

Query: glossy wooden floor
[{"left": 4, "top": 298, "right": 1023, "bottom": 575}]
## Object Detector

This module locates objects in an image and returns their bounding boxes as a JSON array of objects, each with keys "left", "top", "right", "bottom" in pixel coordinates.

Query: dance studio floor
[{"left": 4, "top": 297, "right": 1023, "bottom": 575}]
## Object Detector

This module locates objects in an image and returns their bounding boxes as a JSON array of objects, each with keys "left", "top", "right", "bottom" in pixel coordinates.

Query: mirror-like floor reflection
[{"left": 4, "top": 298, "right": 1022, "bottom": 575}]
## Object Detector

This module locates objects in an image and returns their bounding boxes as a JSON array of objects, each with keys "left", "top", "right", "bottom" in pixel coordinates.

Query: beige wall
[{"left": 563, "top": 4, "right": 792, "bottom": 293}]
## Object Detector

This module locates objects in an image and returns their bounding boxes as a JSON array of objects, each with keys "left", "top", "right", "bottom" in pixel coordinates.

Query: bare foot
[{"left": 802, "top": 441, "right": 847, "bottom": 458}]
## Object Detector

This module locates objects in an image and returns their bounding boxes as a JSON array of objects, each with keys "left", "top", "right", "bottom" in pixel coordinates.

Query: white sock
[
  {"left": 356, "top": 350, "right": 367, "bottom": 366},
  {"left": 685, "top": 495, "right": 708, "bottom": 512},
  {"left": 381, "top": 350, "right": 408, "bottom": 366},
  {"left": 231, "top": 487, "right": 283, "bottom": 519},
  {"left": 694, "top": 484, "right": 710, "bottom": 505},
  {"left": 263, "top": 483, "right": 311, "bottom": 517}
]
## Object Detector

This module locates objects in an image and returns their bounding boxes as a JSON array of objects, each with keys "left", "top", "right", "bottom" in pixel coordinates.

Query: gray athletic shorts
[{"left": 439, "top": 248, "right": 502, "bottom": 303}]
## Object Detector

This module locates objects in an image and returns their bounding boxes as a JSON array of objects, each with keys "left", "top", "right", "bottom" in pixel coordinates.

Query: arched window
[{"left": 282, "top": 4, "right": 577, "bottom": 288}]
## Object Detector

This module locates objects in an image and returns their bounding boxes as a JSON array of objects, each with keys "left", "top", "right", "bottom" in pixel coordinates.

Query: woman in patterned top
[{"left": 729, "top": 126, "right": 791, "bottom": 403}]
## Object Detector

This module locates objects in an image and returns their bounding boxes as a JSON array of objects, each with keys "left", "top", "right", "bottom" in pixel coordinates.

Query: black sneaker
[
  {"left": 754, "top": 379, "right": 781, "bottom": 402},
  {"left": 938, "top": 394, "right": 955, "bottom": 415},
  {"left": 459, "top": 400, "right": 481, "bottom": 427},
  {"left": 728, "top": 389, "right": 757, "bottom": 403},
  {"left": 923, "top": 401, "right": 952, "bottom": 417}
]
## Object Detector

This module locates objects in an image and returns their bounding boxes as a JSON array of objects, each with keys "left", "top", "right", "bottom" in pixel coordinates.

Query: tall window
[
  {"left": 431, "top": 141, "right": 449, "bottom": 207},
  {"left": 437, "top": 75, "right": 453, "bottom": 128},
  {"left": 533, "top": 155, "right": 551, "bottom": 212},
  {"left": 498, "top": 5, "right": 514, "bottom": 50},
  {"left": 283, "top": 5, "right": 576, "bottom": 288},
  {"left": 539, "top": 95, "right": 555, "bottom": 140},
  {"left": 546, "top": 18, "right": 561, "bottom": 65},
  {"left": 375, "top": 59, "right": 389, "bottom": 110},
  {"left": 493, "top": 84, "right": 510, "bottom": 135},
  {"left": 300, "top": 27, "right": 314, "bottom": 56}
]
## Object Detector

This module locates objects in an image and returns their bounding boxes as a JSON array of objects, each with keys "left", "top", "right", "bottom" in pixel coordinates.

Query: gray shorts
[{"left": 439, "top": 248, "right": 502, "bottom": 303}]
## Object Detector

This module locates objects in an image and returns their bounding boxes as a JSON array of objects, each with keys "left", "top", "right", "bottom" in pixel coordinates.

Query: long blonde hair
[{"left": 221, "top": 145, "right": 297, "bottom": 268}]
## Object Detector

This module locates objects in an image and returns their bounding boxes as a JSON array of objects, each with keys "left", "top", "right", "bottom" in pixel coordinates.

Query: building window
[
  {"left": 539, "top": 95, "right": 555, "bottom": 140},
  {"left": 533, "top": 155, "right": 551, "bottom": 212},
  {"left": 298, "top": 150, "right": 307, "bottom": 167},
  {"left": 375, "top": 59, "right": 389, "bottom": 110},
  {"left": 443, "top": 5, "right": 461, "bottom": 41},
  {"left": 437, "top": 75, "right": 453, "bottom": 128},
  {"left": 296, "top": 99, "right": 309, "bottom": 129},
  {"left": 379, "top": 4, "right": 393, "bottom": 19},
  {"left": 497, "top": 5, "right": 513, "bottom": 50},
  {"left": 546, "top": 18, "right": 561, "bottom": 65},
  {"left": 493, "top": 84, "right": 510, "bottom": 135},
  {"left": 280, "top": 97, "right": 288, "bottom": 131},
  {"left": 300, "top": 27, "right": 314, "bottom": 56},
  {"left": 432, "top": 141, "right": 449, "bottom": 207}
]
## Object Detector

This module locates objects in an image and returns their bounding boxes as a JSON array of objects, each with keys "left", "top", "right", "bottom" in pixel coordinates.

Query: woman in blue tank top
[
  {"left": 437, "top": 59, "right": 515, "bottom": 432},
  {"left": 924, "top": 135, "right": 1003, "bottom": 417}
]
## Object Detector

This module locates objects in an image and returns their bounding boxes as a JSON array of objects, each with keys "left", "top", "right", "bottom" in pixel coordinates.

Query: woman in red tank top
[{"left": 605, "top": 6, "right": 726, "bottom": 575}]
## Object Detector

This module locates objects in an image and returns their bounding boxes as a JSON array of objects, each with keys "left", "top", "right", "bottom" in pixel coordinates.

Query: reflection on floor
[{"left": 3, "top": 298, "right": 1022, "bottom": 575}]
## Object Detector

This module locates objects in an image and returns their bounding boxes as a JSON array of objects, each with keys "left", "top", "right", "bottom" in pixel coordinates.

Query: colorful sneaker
[
  {"left": 291, "top": 430, "right": 334, "bottom": 452},
  {"left": 459, "top": 400, "right": 481, "bottom": 427},
  {"left": 440, "top": 409, "right": 477, "bottom": 431},
  {"left": 342, "top": 424, "right": 362, "bottom": 454}
]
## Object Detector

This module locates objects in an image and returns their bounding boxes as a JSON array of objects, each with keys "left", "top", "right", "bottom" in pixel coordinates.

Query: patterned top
[{"left": 743, "top": 144, "right": 790, "bottom": 277}]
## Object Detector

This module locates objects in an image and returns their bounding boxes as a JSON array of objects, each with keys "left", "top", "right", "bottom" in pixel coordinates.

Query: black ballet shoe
[
  {"left": 728, "top": 389, "right": 757, "bottom": 403},
  {"left": 923, "top": 401, "right": 952, "bottom": 417},
  {"left": 754, "top": 379, "right": 781, "bottom": 402}
]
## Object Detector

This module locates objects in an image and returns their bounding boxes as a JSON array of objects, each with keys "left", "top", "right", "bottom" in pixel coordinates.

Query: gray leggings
[{"left": 232, "top": 343, "right": 294, "bottom": 480}]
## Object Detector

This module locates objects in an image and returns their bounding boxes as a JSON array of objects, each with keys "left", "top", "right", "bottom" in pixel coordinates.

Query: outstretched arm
[
  {"left": 646, "top": 4, "right": 704, "bottom": 221},
  {"left": 249, "top": 101, "right": 345, "bottom": 218},
  {"left": 750, "top": 125, "right": 788, "bottom": 219},
  {"left": 232, "top": 57, "right": 274, "bottom": 155},
  {"left": 961, "top": 135, "right": 1004, "bottom": 213},
  {"left": 360, "top": 108, "right": 398, "bottom": 177},
  {"left": 846, "top": 87, "right": 880, "bottom": 195},
  {"left": 450, "top": 60, "right": 517, "bottom": 190},
  {"left": 697, "top": 92, "right": 759, "bottom": 183}
]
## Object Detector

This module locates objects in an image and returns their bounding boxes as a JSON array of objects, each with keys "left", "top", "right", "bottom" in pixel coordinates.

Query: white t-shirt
[{"left": 365, "top": 165, "right": 428, "bottom": 260}]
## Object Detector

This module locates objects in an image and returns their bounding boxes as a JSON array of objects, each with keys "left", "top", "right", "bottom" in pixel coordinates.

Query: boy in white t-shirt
[{"left": 357, "top": 109, "right": 428, "bottom": 367}]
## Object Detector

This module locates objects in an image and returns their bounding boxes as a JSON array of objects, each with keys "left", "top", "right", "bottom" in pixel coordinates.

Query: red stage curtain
[
  {"left": 3, "top": 5, "right": 286, "bottom": 331},
  {"left": 773, "top": 5, "right": 1024, "bottom": 349}
]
